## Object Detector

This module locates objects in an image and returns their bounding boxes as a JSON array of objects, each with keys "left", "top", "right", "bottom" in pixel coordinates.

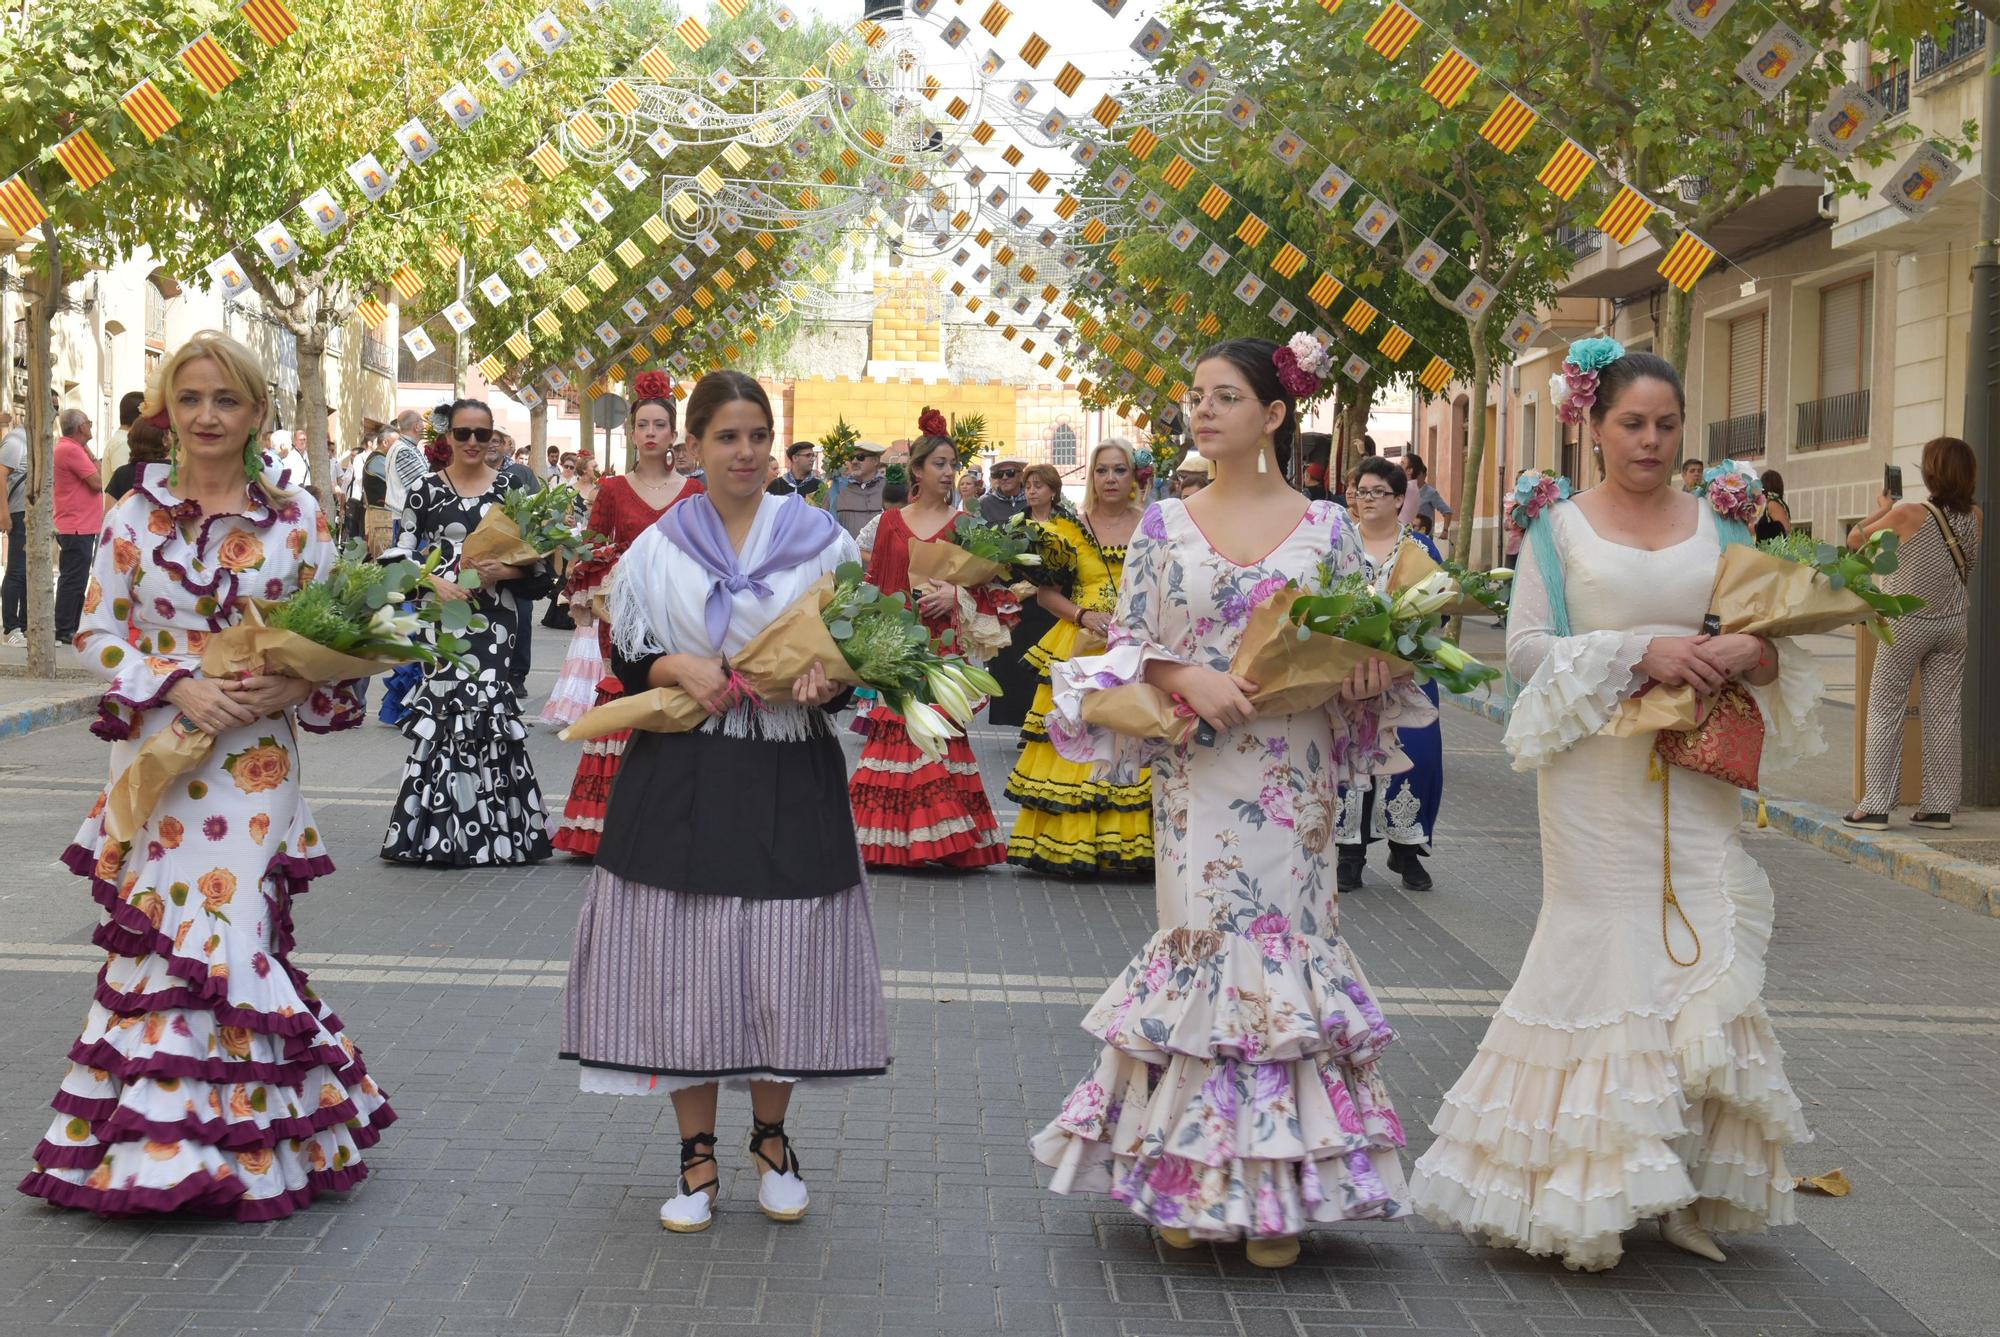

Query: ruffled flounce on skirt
[
  {"left": 849, "top": 709, "right": 1005, "bottom": 869},
  {"left": 552, "top": 676, "right": 626, "bottom": 859},
  {"left": 1031, "top": 922, "right": 1410, "bottom": 1241},
  {"left": 1407, "top": 851, "right": 1809, "bottom": 1271},
  {"left": 1006, "top": 681, "right": 1152, "bottom": 877},
  {"left": 382, "top": 675, "right": 551, "bottom": 867},
  {"left": 23, "top": 811, "right": 395, "bottom": 1219}
]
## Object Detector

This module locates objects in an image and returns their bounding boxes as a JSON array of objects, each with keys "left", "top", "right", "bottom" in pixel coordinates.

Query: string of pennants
[{"left": 0, "top": 0, "right": 300, "bottom": 237}]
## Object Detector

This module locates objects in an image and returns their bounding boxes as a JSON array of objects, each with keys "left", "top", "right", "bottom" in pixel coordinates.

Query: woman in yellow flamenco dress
[{"left": 1004, "top": 444, "right": 1153, "bottom": 877}]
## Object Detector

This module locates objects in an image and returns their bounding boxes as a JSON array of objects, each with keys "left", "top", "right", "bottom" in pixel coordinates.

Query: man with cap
[
  {"left": 768, "top": 439, "right": 823, "bottom": 497},
  {"left": 1174, "top": 453, "right": 1211, "bottom": 497},
  {"left": 978, "top": 456, "right": 1030, "bottom": 526},
  {"left": 833, "top": 440, "right": 888, "bottom": 537}
]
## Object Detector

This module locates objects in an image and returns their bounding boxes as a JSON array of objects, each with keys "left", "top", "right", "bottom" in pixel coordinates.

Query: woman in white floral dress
[
  {"left": 1034, "top": 338, "right": 1430, "bottom": 1269},
  {"left": 20, "top": 332, "right": 394, "bottom": 1220}
]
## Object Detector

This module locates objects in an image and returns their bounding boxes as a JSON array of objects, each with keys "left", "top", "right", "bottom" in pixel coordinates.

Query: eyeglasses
[
  {"left": 1352, "top": 487, "right": 1397, "bottom": 500},
  {"left": 450, "top": 427, "right": 494, "bottom": 444},
  {"left": 991, "top": 467, "right": 1020, "bottom": 478},
  {"left": 1181, "top": 389, "right": 1254, "bottom": 414}
]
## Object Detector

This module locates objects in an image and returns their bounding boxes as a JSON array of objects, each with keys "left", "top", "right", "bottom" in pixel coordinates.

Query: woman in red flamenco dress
[
  {"left": 849, "top": 427, "right": 1007, "bottom": 869},
  {"left": 551, "top": 374, "right": 703, "bottom": 857}
]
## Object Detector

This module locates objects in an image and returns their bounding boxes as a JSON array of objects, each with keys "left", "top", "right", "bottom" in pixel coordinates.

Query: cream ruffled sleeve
[
  {"left": 1744, "top": 634, "right": 1827, "bottom": 773},
  {"left": 1501, "top": 507, "right": 1653, "bottom": 772}
]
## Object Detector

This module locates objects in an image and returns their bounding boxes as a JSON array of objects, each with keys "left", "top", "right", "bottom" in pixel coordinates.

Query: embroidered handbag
[{"left": 1652, "top": 681, "right": 1765, "bottom": 790}]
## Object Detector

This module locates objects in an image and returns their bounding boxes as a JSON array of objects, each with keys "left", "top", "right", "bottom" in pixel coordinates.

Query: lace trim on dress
[{"left": 1502, "top": 630, "right": 1650, "bottom": 773}]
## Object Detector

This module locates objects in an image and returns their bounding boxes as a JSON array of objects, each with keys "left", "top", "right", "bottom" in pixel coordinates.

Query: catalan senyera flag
[
  {"left": 588, "top": 262, "right": 617, "bottom": 292},
  {"left": 120, "top": 80, "right": 181, "bottom": 143},
  {"left": 605, "top": 80, "right": 640, "bottom": 115},
  {"left": 1419, "top": 356, "right": 1454, "bottom": 393},
  {"left": 1196, "top": 312, "right": 1221, "bottom": 337},
  {"left": 1421, "top": 47, "right": 1480, "bottom": 108},
  {"left": 1053, "top": 63, "right": 1085, "bottom": 97},
  {"left": 390, "top": 266, "right": 424, "bottom": 301},
  {"left": 432, "top": 236, "right": 463, "bottom": 270},
  {"left": 180, "top": 33, "right": 241, "bottom": 95},
  {"left": 238, "top": 0, "right": 299, "bottom": 47},
  {"left": 0, "top": 176, "right": 49, "bottom": 236},
  {"left": 533, "top": 309, "right": 562, "bottom": 338},
  {"left": 1019, "top": 33, "right": 1050, "bottom": 67},
  {"left": 675, "top": 16, "right": 710, "bottom": 51},
  {"left": 614, "top": 238, "right": 644, "bottom": 268},
  {"left": 1537, "top": 139, "right": 1596, "bottom": 201},
  {"left": 1362, "top": 1, "right": 1422, "bottom": 58},
  {"left": 1053, "top": 193, "right": 1081, "bottom": 220},
  {"left": 1342, "top": 296, "right": 1379, "bottom": 333},
  {"left": 1127, "top": 127, "right": 1160, "bottom": 160},
  {"left": 501, "top": 178, "right": 531, "bottom": 210},
  {"left": 568, "top": 112, "right": 605, "bottom": 149},
  {"left": 719, "top": 0, "right": 747, "bottom": 16},
  {"left": 640, "top": 45, "right": 677, "bottom": 80},
  {"left": 1234, "top": 214, "right": 1269, "bottom": 247},
  {"left": 1378, "top": 323, "right": 1413, "bottom": 361},
  {"left": 1595, "top": 185, "right": 1656, "bottom": 244},
  {"left": 1657, "top": 230, "right": 1717, "bottom": 291},
  {"left": 641, "top": 214, "right": 670, "bottom": 245},
  {"left": 1478, "top": 94, "right": 1538, "bottom": 154},
  {"left": 1271, "top": 242, "right": 1308, "bottom": 279},
  {"left": 356, "top": 297, "right": 389, "bottom": 329},
  {"left": 1307, "top": 273, "right": 1343, "bottom": 308},
  {"left": 695, "top": 164, "right": 724, "bottom": 195},
  {"left": 1196, "top": 185, "right": 1231, "bottom": 219},
  {"left": 1080, "top": 218, "right": 1108, "bottom": 244},
  {"left": 505, "top": 332, "right": 532, "bottom": 359},
  {"left": 1091, "top": 95, "right": 1122, "bottom": 127},
  {"left": 1162, "top": 155, "right": 1195, "bottom": 190},
  {"left": 560, "top": 285, "right": 588, "bottom": 312},
  {"left": 980, "top": 1, "right": 1011, "bottom": 35},
  {"left": 528, "top": 141, "right": 567, "bottom": 179},
  {"left": 54, "top": 130, "right": 114, "bottom": 191},
  {"left": 720, "top": 141, "right": 750, "bottom": 172},
  {"left": 476, "top": 354, "right": 505, "bottom": 382}
]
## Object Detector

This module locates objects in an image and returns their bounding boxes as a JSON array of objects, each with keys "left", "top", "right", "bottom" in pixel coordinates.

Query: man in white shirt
[{"left": 383, "top": 410, "right": 430, "bottom": 539}]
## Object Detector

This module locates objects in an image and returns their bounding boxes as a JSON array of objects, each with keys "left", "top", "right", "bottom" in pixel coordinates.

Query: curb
[
  {"left": 1439, "top": 687, "right": 2000, "bottom": 919},
  {"left": 0, "top": 686, "right": 100, "bottom": 741}
]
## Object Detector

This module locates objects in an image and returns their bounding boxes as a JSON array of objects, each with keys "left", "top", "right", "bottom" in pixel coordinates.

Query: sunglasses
[
  {"left": 450, "top": 427, "right": 494, "bottom": 443},
  {"left": 991, "top": 467, "right": 1021, "bottom": 478}
]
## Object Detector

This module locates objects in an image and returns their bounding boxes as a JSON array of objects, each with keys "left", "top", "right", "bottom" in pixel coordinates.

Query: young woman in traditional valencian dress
[
  {"left": 551, "top": 373, "right": 704, "bottom": 857},
  {"left": 847, "top": 423, "right": 1006, "bottom": 870},
  {"left": 1002, "top": 441, "right": 1153, "bottom": 878},
  {"left": 22, "top": 332, "right": 394, "bottom": 1220},
  {"left": 1407, "top": 343, "right": 1821, "bottom": 1271},
  {"left": 1033, "top": 338, "right": 1429, "bottom": 1269},
  {"left": 561, "top": 371, "right": 888, "bottom": 1233},
  {"left": 381, "top": 399, "right": 553, "bottom": 866}
]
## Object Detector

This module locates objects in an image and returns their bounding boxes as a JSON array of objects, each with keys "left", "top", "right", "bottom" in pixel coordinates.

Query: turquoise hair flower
[{"left": 1566, "top": 336, "right": 1626, "bottom": 373}]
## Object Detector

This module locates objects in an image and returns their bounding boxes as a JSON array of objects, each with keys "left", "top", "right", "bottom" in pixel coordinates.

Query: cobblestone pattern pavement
[{"left": 0, "top": 636, "right": 1996, "bottom": 1337}]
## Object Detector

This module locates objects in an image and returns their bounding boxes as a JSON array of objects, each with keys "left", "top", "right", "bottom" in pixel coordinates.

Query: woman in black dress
[
  {"left": 381, "top": 398, "right": 553, "bottom": 866},
  {"left": 985, "top": 464, "right": 1067, "bottom": 732}
]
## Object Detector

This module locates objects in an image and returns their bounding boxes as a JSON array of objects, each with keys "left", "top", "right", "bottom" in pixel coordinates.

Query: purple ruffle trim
[
  {"left": 67, "top": 1036, "right": 359, "bottom": 1088},
  {"left": 37, "top": 1092, "right": 379, "bottom": 1165},
  {"left": 19, "top": 1160, "right": 373, "bottom": 1222},
  {"left": 90, "top": 668, "right": 196, "bottom": 742}
]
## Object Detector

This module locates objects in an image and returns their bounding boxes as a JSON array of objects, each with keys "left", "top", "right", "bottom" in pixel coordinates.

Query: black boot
[
  {"left": 1387, "top": 844, "right": 1433, "bottom": 891},
  {"left": 1337, "top": 847, "right": 1364, "bottom": 892}
]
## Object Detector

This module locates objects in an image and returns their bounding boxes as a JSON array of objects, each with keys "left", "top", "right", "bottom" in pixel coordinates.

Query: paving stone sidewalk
[{"left": 0, "top": 650, "right": 1995, "bottom": 1337}]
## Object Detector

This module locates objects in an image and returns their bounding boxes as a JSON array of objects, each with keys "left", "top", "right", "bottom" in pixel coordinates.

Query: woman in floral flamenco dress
[
  {"left": 847, "top": 423, "right": 1006, "bottom": 870},
  {"left": 1033, "top": 338, "right": 1430, "bottom": 1269},
  {"left": 1406, "top": 344, "right": 1821, "bottom": 1271},
  {"left": 21, "top": 332, "right": 394, "bottom": 1220},
  {"left": 1003, "top": 441, "right": 1152, "bottom": 877},
  {"left": 551, "top": 373, "right": 703, "bottom": 857}
]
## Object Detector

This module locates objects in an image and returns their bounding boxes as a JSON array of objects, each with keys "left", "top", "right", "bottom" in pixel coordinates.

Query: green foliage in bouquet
[
  {"left": 956, "top": 514, "right": 1041, "bottom": 568},
  {"left": 822, "top": 561, "right": 999, "bottom": 756},
  {"left": 1438, "top": 556, "right": 1513, "bottom": 619},
  {"left": 1757, "top": 529, "right": 1924, "bottom": 635},
  {"left": 499, "top": 482, "right": 601, "bottom": 562},
  {"left": 262, "top": 544, "right": 480, "bottom": 667},
  {"left": 1287, "top": 566, "right": 1502, "bottom": 697},
  {"left": 819, "top": 416, "right": 863, "bottom": 472}
]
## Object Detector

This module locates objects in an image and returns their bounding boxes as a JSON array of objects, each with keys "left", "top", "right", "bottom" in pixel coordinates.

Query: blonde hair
[
  {"left": 144, "top": 330, "right": 294, "bottom": 504},
  {"left": 1083, "top": 439, "right": 1142, "bottom": 517}
]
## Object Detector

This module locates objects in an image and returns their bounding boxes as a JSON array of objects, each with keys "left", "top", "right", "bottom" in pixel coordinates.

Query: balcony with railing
[
  {"left": 1794, "top": 389, "right": 1870, "bottom": 450},
  {"left": 1554, "top": 224, "right": 1601, "bottom": 257},
  {"left": 1707, "top": 411, "right": 1767, "bottom": 460},
  {"left": 1869, "top": 62, "right": 1911, "bottom": 118},
  {"left": 1917, "top": 11, "right": 1987, "bottom": 83},
  {"left": 361, "top": 331, "right": 394, "bottom": 377}
]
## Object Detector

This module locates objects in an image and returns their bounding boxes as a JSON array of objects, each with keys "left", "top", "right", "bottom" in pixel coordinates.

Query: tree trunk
[
  {"left": 295, "top": 326, "right": 334, "bottom": 504},
  {"left": 1338, "top": 377, "right": 1376, "bottom": 475},
  {"left": 1658, "top": 284, "right": 1694, "bottom": 370},
  {"left": 530, "top": 401, "right": 549, "bottom": 478},
  {"left": 23, "top": 222, "right": 65, "bottom": 678},
  {"left": 1449, "top": 336, "right": 1493, "bottom": 571}
]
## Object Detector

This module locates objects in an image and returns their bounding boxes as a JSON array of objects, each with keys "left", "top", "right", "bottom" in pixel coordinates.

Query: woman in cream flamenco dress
[
  {"left": 1032, "top": 338, "right": 1427, "bottom": 1269},
  {"left": 1408, "top": 344, "right": 1821, "bottom": 1271}
]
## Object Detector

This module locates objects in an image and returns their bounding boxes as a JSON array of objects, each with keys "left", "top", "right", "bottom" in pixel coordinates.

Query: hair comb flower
[
  {"left": 633, "top": 369, "right": 673, "bottom": 401},
  {"left": 917, "top": 406, "right": 949, "bottom": 438},
  {"left": 1272, "top": 332, "right": 1332, "bottom": 397},
  {"left": 1699, "top": 461, "right": 1764, "bottom": 523},
  {"left": 1548, "top": 335, "right": 1625, "bottom": 424}
]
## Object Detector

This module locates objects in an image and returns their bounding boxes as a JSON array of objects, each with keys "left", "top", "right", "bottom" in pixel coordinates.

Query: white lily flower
[
  {"left": 369, "top": 604, "right": 425, "bottom": 641},
  {"left": 900, "top": 697, "right": 961, "bottom": 761},
  {"left": 1485, "top": 568, "right": 1515, "bottom": 583},
  {"left": 1391, "top": 570, "right": 1457, "bottom": 620}
]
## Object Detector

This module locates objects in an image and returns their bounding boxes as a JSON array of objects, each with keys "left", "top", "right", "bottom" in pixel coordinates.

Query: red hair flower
[
  {"left": 633, "top": 370, "right": 673, "bottom": 401},
  {"left": 917, "top": 407, "right": 948, "bottom": 438}
]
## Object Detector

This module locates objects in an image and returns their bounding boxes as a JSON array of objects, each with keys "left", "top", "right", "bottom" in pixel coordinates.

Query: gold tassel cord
[{"left": 1655, "top": 756, "right": 1702, "bottom": 968}]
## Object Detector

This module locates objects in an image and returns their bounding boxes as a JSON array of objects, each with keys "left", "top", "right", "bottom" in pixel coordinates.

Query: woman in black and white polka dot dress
[{"left": 380, "top": 400, "right": 554, "bottom": 867}]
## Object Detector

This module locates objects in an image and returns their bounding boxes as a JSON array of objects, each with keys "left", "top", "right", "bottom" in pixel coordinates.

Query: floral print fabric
[
  {"left": 1032, "top": 499, "right": 1430, "bottom": 1240},
  {"left": 21, "top": 466, "right": 394, "bottom": 1220}
]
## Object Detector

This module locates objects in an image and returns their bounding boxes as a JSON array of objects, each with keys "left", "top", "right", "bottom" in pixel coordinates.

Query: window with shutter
[
  {"left": 1728, "top": 313, "right": 1766, "bottom": 419},
  {"left": 1522, "top": 401, "right": 1538, "bottom": 470},
  {"left": 1817, "top": 277, "right": 1871, "bottom": 399}
]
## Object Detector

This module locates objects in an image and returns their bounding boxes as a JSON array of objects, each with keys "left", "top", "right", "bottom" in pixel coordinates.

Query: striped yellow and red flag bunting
[
  {"left": 504, "top": 332, "right": 532, "bottom": 360},
  {"left": 980, "top": 1, "right": 1011, "bottom": 35},
  {"left": 1091, "top": 95, "right": 1122, "bottom": 128},
  {"left": 640, "top": 46, "right": 677, "bottom": 80},
  {"left": 179, "top": 33, "right": 240, "bottom": 95},
  {"left": 1196, "top": 184, "right": 1231, "bottom": 218},
  {"left": 0, "top": 176, "right": 49, "bottom": 236},
  {"left": 695, "top": 164, "right": 724, "bottom": 195},
  {"left": 568, "top": 112, "right": 605, "bottom": 148},
  {"left": 588, "top": 262, "right": 616, "bottom": 291},
  {"left": 1536, "top": 139, "right": 1595, "bottom": 200},
  {"left": 390, "top": 267, "right": 424, "bottom": 301},
  {"left": 54, "top": 130, "right": 113, "bottom": 190},
  {"left": 501, "top": 178, "right": 531, "bottom": 209},
  {"left": 1419, "top": 356, "right": 1454, "bottom": 393},
  {"left": 1162, "top": 155, "right": 1195, "bottom": 190},
  {"left": 534, "top": 309, "right": 563, "bottom": 338},
  {"left": 675, "top": 16, "right": 710, "bottom": 51},
  {"left": 120, "top": 80, "right": 181, "bottom": 142},
  {"left": 1342, "top": 296, "right": 1379, "bottom": 332},
  {"left": 1362, "top": 1, "right": 1422, "bottom": 59},
  {"left": 605, "top": 80, "right": 639, "bottom": 115},
  {"left": 1019, "top": 33, "right": 1050, "bottom": 67},
  {"left": 476, "top": 354, "right": 504, "bottom": 382},
  {"left": 1272, "top": 243, "right": 1308, "bottom": 279},
  {"left": 641, "top": 214, "right": 670, "bottom": 244},
  {"left": 1127, "top": 127, "right": 1160, "bottom": 160},
  {"left": 1028, "top": 168, "right": 1052, "bottom": 191},
  {"left": 718, "top": 0, "right": 747, "bottom": 16},
  {"left": 528, "top": 142, "right": 567, "bottom": 179},
  {"left": 1234, "top": 214, "right": 1269, "bottom": 246},
  {"left": 1379, "top": 324, "right": 1413, "bottom": 361},
  {"left": 1053, "top": 63, "right": 1085, "bottom": 97},
  {"left": 560, "top": 285, "right": 588, "bottom": 312},
  {"left": 1657, "top": 231, "right": 1717, "bottom": 291},
  {"left": 1595, "top": 185, "right": 1656, "bottom": 244},
  {"left": 1420, "top": 47, "right": 1479, "bottom": 108},
  {"left": 720, "top": 141, "right": 750, "bottom": 171},
  {"left": 433, "top": 237, "right": 462, "bottom": 269},
  {"left": 1080, "top": 218, "right": 1108, "bottom": 244},
  {"left": 614, "top": 238, "right": 644, "bottom": 268},
  {"left": 356, "top": 297, "right": 389, "bottom": 329},
  {"left": 1053, "top": 193, "right": 1081, "bottom": 220},
  {"left": 1196, "top": 312, "right": 1221, "bottom": 337},
  {"left": 238, "top": 0, "right": 299, "bottom": 47},
  {"left": 1478, "top": 95, "right": 1538, "bottom": 154}
]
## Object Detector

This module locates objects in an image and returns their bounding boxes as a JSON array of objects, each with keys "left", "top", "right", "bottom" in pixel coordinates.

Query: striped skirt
[{"left": 560, "top": 868, "right": 891, "bottom": 1087}]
